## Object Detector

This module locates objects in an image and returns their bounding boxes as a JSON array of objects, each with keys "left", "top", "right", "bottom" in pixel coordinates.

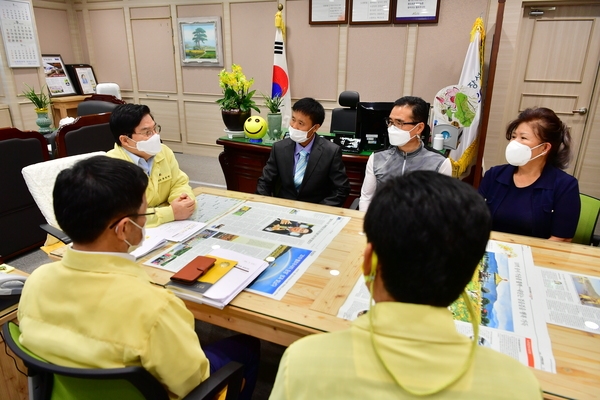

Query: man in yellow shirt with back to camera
[
  {"left": 269, "top": 170, "right": 542, "bottom": 399},
  {"left": 107, "top": 103, "right": 196, "bottom": 227},
  {"left": 18, "top": 156, "right": 260, "bottom": 400}
]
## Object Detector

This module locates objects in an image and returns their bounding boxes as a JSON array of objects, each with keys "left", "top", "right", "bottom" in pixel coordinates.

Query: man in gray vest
[{"left": 358, "top": 96, "right": 452, "bottom": 211}]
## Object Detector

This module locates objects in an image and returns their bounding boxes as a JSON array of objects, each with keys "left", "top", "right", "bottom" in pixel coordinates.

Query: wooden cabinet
[
  {"left": 50, "top": 95, "right": 90, "bottom": 128},
  {"left": 216, "top": 137, "right": 369, "bottom": 208}
]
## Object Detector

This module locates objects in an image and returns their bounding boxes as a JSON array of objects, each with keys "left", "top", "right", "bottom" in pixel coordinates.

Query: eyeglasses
[
  {"left": 109, "top": 211, "right": 155, "bottom": 229},
  {"left": 133, "top": 124, "right": 161, "bottom": 137},
  {"left": 385, "top": 117, "right": 419, "bottom": 129}
]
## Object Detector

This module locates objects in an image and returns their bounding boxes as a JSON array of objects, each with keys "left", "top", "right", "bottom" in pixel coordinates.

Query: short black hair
[
  {"left": 53, "top": 156, "right": 148, "bottom": 244},
  {"left": 393, "top": 96, "right": 431, "bottom": 139},
  {"left": 393, "top": 96, "right": 429, "bottom": 124},
  {"left": 292, "top": 98, "right": 325, "bottom": 126},
  {"left": 109, "top": 103, "right": 153, "bottom": 146},
  {"left": 364, "top": 171, "right": 491, "bottom": 307}
]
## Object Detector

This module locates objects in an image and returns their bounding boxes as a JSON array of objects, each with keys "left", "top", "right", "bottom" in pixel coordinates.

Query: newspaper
[
  {"left": 337, "top": 240, "right": 556, "bottom": 372},
  {"left": 146, "top": 199, "right": 350, "bottom": 300},
  {"left": 528, "top": 266, "right": 600, "bottom": 334}
]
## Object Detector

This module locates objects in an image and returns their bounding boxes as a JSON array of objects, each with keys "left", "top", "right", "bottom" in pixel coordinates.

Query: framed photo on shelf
[
  {"left": 309, "top": 0, "right": 348, "bottom": 25},
  {"left": 350, "top": 0, "right": 391, "bottom": 25},
  {"left": 394, "top": 0, "right": 440, "bottom": 24},
  {"left": 178, "top": 17, "right": 224, "bottom": 67},
  {"left": 66, "top": 64, "right": 98, "bottom": 95},
  {"left": 41, "top": 54, "right": 77, "bottom": 97}
]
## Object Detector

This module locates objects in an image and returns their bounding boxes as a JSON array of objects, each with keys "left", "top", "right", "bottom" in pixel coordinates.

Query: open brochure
[
  {"left": 337, "top": 240, "right": 556, "bottom": 373},
  {"left": 130, "top": 220, "right": 205, "bottom": 259},
  {"left": 165, "top": 248, "right": 268, "bottom": 309},
  {"left": 130, "top": 193, "right": 246, "bottom": 260}
]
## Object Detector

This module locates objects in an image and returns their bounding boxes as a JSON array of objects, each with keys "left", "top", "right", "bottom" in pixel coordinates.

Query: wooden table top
[{"left": 130, "top": 187, "right": 600, "bottom": 399}]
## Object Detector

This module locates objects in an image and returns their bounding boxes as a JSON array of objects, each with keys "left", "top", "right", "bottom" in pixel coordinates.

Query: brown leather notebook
[{"left": 170, "top": 256, "right": 216, "bottom": 285}]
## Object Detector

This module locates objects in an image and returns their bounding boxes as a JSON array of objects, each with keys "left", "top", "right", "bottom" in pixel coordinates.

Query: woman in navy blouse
[{"left": 478, "top": 107, "right": 580, "bottom": 241}]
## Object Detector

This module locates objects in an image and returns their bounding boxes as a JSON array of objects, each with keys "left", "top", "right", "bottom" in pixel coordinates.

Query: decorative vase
[
  {"left": 221, "top": 109, "right": 251, "bottom": 132},
  {"left": 266, "top": 113, "right": 283, "bottom": 142},
  {"left": 35, "top": 108, "right": 53, "bottom": 134}
]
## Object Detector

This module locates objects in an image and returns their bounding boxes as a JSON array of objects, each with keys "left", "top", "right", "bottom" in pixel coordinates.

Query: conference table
[{"left": 139, "top": 187, "right": 600, "bottom": 400}]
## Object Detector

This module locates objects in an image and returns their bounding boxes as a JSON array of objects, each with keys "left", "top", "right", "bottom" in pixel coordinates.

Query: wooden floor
[{"left": 0, "top": 314, "right": 27, "bottom": 400}]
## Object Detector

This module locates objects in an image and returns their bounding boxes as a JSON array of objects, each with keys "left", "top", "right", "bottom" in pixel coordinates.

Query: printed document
[{"left": 527, "top": 266, "right": 600, "bottom": 334}]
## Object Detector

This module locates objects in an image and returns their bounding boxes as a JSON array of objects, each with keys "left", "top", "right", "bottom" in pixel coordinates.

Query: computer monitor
[{"left": 356, "top": 102, "right": 395, "bottom": 151}]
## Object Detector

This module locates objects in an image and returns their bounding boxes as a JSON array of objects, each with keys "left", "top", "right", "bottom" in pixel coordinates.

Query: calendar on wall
[{"left": 0, "top": 0, "right": 40, "bottom": 67}]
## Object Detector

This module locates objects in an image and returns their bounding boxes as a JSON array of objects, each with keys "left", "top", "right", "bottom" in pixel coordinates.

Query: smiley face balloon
[{"left": 244, "top": 116, "right": 267, "bottom": 142}]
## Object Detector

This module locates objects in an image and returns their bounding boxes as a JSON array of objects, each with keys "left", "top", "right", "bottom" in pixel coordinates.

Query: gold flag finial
[{"left": 275, "top": 4, "right": 286, "bottom": 40}]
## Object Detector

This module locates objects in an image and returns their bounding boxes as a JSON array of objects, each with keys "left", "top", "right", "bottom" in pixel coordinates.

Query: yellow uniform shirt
[
  {"left": 270, "top": 302, "right": 542, "bottom": 399},
  {"left": 18, "top": 249, "right": 209, "bottom": 399},
  {"left": 107, "top": 143, "right": 195, "bottom": 227}
]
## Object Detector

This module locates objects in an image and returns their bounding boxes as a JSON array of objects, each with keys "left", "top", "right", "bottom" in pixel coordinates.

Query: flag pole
[{"left": 473, "top": 0, "right": 506, "bottom": 188}]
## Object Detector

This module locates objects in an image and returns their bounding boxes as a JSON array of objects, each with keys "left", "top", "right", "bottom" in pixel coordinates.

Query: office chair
[
  {"left": 78, "top": 94, "right": 126, "bottom": 116},
  {"left": 330, "top": 91, "right": 360, "bottom": 135},
  {"left": 77, "top": 100, "right": 119, "bottom": 116},
  {"left": 54, "top": 113, "right": 115, "bottom": 158},
  {"left": 95, "top": 82, "right": 122, "bottom": 99},
  {"left": 21, "top": 152, "right": 106, "bottom": 245},
  {"left": 0, "top": 128, "right": 49, "bottom": 262},
  {"left": 572, "top": 194, "right": 600, "bottom": 245},
  {"left": 2, "top": 321, "right": 244, "bottom": 400}
]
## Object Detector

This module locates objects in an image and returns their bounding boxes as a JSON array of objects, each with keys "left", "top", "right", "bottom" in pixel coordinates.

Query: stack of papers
[
  {"left": 131, "top": 220, "right": 206, "bottom": 259},
  {"left": 165, "top": 248, "right": 268, "bottom": 309}
]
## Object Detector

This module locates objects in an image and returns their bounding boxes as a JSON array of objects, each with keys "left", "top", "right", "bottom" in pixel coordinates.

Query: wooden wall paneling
[
  {"left": 88, "top": 9, "right": 133, "bottom": 91},
  {"left": 230, "top": 1, "right": 276, "bottom": 96},
  {"left": 184, "top": 100, "right": 225, "bottom": 147},
  {"left": 287, "top": 0, "right": 339, "bottom": 101},
  {"left": 131, "top": 18, "right": 177, "bottom": 93},
  {"left": 413, "top": 0, "right": 488, "bottom": 103},
  {"left": 139, "top": 98, "right": 180, "bottom": 143},
  {"left": 18, "top": 104, "right": 37, "bottom": 132},
  {"left": 130, "top": 6, "right": 170, "bottom": 19},
  {"left": 0, "top": 105, "right": 12, "bottom": 127},
  {"left": 177, "top": 4, "right": 224, "bottom": 95},
  {"left": 346, "top": 25, "right": 406, "bottom": 102},
  {"left": 75, "top": 11, "right": 90, "bottom": 64},
  {"left": 33, "top": 8, "right": 75, "bottom": 63}
]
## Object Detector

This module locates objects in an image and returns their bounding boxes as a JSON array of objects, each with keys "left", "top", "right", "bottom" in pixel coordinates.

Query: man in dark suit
[{"left": 256, "top": 98, "right": 350, "bottom": 207}]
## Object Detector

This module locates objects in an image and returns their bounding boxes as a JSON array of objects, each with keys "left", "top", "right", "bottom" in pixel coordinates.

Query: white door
[{"left": 511, "top": 3, "right": 600, "bottom": 197}]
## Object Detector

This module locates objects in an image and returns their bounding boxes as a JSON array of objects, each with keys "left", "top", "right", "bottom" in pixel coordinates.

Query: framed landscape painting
[{"left": 178, "top": 17, "right": 223, "bottom": 67}]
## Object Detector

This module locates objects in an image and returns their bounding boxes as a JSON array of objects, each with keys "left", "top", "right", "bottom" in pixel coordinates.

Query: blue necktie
[{"left": 294, "top": 150, "right": 308, "bottom": 191}]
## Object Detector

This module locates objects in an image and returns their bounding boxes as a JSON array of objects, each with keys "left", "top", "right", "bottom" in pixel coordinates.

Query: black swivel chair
[
  {"left": 0, "top": 128, "right": 49, "bottom": 262},
  {"left": 77, "top": 93, "right": 125, "bottom": 116},
  {"left": 330, "top": 91, "right": 360, "bottom": 135}
]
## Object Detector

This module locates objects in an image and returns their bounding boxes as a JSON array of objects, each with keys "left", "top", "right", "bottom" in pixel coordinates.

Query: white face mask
[
  {"left": 123, "top": 219, "right": 146, "bottom": 253},
  {"left": 288, "top": 125, "right": 314, "bottom": 143},
  {"left": 505, "top": 140, "right": 546, "bottom": 166},
  {"left": 128, "top": 134, "right": 162, "bottom": 156},
  {"left": 388, "top": 124, "right": 418, "bottom": 147}
]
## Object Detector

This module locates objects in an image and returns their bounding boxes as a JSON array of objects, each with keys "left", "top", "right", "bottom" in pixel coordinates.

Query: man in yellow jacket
[
  {"left": 269, "top": 171, "right": 542, "bottom": 399},
  {"left": 107, "top": 103, "right": 195, "bottom": 226}
]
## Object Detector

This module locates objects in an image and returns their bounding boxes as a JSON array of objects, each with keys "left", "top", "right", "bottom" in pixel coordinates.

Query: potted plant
[
  {"left": 216, "top": 64, "right": 260, "bottom": 132},
  {"left": 22, "top": 84, "right": 52, "bottom": 133},
  {"left": 262, "top": 93, "right": 284, "bottom": 141}
]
